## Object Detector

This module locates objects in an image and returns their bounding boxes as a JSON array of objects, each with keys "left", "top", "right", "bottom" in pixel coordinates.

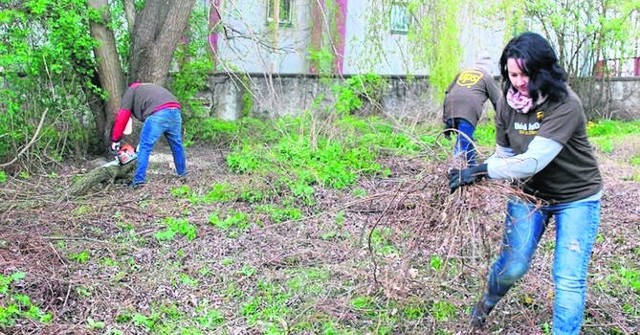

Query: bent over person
[
  {"left": 443, "top": 55, "right": 502, "bottom": 166},
  {"left": 110, "top": 82, "right": 188, "bottom": 189},
  {"left": 448, "top": 32, "right": 602, "bottom": 335}
]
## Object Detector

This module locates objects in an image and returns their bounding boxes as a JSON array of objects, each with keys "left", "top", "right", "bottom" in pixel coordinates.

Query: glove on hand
[
  {"left": 443, "top": 118, "right": 456, "bottom": 140},
  {"left": 448, "top": 163, "right": 488, "bottom": 192},
  {"left": 110, "top": 141, "right": 121, "bottom": 154}
]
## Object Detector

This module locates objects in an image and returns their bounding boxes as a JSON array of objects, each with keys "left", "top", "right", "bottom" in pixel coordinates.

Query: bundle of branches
[{"left": 353, "top": 154, "right": 542, "bottom": 297}]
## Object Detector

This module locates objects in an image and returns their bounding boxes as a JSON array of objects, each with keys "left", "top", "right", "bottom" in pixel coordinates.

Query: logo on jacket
[
  {"left": 536, "top": 111, "right": 545, "bottom": 121},
  {"left": 456, "top": 70, "right": 483, "bottom": 88}
]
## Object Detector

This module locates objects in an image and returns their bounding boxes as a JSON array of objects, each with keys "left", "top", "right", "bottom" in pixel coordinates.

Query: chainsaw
[{"left": 104, "top": 142, "right": 138, "bottom": 167}]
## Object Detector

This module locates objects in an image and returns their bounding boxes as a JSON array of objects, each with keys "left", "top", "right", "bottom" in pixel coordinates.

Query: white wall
[
  {"left": 343, "top": 1, "right": 505, "bottom": 76},
  {"left": 215, "top": 0, "right": 505, "bottom": 76},
  {"left": 456, "top": 4, "right": 505, "bottom": 76},
  {"left": 216, "top": 0, "right": 313, "bottom": 74},
  {"left": 342, "top": 0, "right": 425, "bottom": 75}
]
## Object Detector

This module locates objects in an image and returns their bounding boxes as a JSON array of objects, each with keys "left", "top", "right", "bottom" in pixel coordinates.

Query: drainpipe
[
  {"left": 333, "top": 0, "right": 348, "bottom": 76},
  {"left": 209, "top": 0, "right": 222, "bottom": 69}
]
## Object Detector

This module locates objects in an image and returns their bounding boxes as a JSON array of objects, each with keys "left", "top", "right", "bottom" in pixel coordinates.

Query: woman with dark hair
[{"left": 448, "top": 32, "right": 602, "bottom": 334}]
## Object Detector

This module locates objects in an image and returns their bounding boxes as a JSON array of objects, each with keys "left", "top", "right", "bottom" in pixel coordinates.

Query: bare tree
[{"left": 523, "top": 0, "right": 640, "bottom": 118}]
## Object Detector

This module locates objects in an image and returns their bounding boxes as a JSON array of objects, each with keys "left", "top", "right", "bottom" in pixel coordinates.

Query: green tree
[
  {"left": 0, "top": 0, "right": 98, "bottom": 166},
  {"left": 408, "top": 0, "right": 464, "bottom": 102},
  {"left": 0, "top": 0, "right": 201, "bottom": 170}
]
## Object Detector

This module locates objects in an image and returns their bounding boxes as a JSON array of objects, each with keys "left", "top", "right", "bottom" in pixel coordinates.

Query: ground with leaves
[{"left": 1, "top": 138, "right": 639, "bottom": 335}]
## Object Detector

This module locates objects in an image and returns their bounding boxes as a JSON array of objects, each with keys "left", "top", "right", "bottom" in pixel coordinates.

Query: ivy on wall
[{"left": 356, "top": 0, "right": 466, "bottom": 103}]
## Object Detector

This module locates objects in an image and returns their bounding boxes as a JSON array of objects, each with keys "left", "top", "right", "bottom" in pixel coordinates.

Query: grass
[
  {"left": 154, "top": 217, "right": 197, "bottom": 241},
  {"left": 222, "top": 115, "right": 431, "bottom": 199},
  {"left": 2, "top": 114, "right": 639, "bottom": 334},
  {"left": 585, "top": 120, "right": 640, "bottom": 154},
  {"left": 473, "top": 119, "right": 640, "bottom": 155}
]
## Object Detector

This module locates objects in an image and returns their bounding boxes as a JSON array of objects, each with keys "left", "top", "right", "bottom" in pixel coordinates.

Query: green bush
[
  {"left": 587, "top": 120, "right": 640, "bottom": 137},
  {"left": 332, "top": 74, "right": 386, "bottom": 115}
]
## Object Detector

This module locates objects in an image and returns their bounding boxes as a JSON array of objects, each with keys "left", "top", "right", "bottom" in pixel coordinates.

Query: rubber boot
[{"left": 470, "top": 296, "right": 495, "bottom": 328}]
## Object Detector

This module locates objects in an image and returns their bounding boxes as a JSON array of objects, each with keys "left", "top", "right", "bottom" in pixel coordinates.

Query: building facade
[
  {"left": 208, "top": 0, "right": 505, "bottom": 77},
  {"left": 203, "top": 1, "right": 640, "bottom": 121}
]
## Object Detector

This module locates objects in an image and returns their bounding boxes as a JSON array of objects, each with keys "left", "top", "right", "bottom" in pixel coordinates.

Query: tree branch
[{"left": 0, "top": 108, "right": 48, "bottom": 168}]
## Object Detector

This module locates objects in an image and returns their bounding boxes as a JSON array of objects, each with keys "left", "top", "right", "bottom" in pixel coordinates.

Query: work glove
[
  {"left": 443, "top": 118, "right": 455, "bottom": 140},
  {"left": 110, "top": 141, "right": 121, "bottom": 155},
  {"left": 448, "top": 163, "right": 488, "bottom": 192}
]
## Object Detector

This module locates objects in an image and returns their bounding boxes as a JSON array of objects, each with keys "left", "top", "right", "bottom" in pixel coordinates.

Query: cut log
[{"left": 67, "top": 162, "right": 135, "bottom": 197}]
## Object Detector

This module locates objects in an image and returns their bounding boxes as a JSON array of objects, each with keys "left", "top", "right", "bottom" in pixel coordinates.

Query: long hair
[{"left": 499, "top": 32, "right": 568, "bottom": 102}]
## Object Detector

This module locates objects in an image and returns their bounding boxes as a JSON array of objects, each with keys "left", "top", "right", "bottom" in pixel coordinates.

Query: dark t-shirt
[
  {"left": 121, "top": 83, "right": 180, "bottom": 121},
  {"left": 443, "top": 68, "right": 502, "bottom": 126},
  {"left": 495, "top": 87, "right": 602, "bottom": 202}
]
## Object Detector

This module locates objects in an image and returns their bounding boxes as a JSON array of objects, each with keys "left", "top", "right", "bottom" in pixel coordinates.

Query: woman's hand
[{"left": 448, "top": 164, "right": 488, "bottom": 192}]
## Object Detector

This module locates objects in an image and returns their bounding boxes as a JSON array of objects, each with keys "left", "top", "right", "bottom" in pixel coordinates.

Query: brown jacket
[{"left": 443, "top": 67, "right": 501, "bottom": 126}]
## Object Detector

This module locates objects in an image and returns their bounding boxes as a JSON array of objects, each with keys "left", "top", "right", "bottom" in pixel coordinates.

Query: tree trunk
[
  {"left": 123, "top": 0, "right": 136, "bottom": 34},
  {"left": 130, "top": 0, "right": 197, "bottom": 84},
  {"left": 67, "top": 162, "right": 135, "bottom": 197},
  {"left": 85, "top": 0, "right": 195, "bottom": 153},
  {"left": 88, "top": 0, "right": 126, "bottom": 144}
]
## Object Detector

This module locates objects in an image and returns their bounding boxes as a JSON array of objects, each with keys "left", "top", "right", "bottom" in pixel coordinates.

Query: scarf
[{"left": 506, "top": 87, "right": 534, "bottom": 114}]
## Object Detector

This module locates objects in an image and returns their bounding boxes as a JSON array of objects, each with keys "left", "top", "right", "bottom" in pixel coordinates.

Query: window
[
  {"left": 267, "top": 0, "right": 293, "bottom": 27},
  {"left": 390, "top": 2, "right": 411, "bottom": 34}
]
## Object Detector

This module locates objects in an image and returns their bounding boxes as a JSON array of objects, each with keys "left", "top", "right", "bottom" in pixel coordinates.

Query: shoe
[
  {"left": 177, "top": 172, "right": 189, "bottom": 183},
  {"left": 470, "top": 297, "right": 494, "bottom": 328},
  {"left": 128, "top": 181, "right": 146, "bottom": 189}
]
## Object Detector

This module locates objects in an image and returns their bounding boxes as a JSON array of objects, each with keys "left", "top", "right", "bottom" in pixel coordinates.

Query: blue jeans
[
  {"left": 482, "top": 196, "right": 601, "bottom": 335},
  {"left": 454, "top": 118, "right": 477, "bottom": 166},
  {"left": 133, "top": 108, "right": 187, "bottom": 185}
]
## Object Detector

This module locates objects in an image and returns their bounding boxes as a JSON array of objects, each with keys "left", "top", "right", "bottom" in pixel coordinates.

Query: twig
[
  {"left": 365, "top": 179, "right": 409, "bottom": 285},
  {"left": 62, "top": 283, "right": 71, "bottom": 310},
  {"left": 47, "top": 242, "right": 66, "bottom": 266},
  {"left": 41, "top": 236, "right": 120, "bottom": 247}
]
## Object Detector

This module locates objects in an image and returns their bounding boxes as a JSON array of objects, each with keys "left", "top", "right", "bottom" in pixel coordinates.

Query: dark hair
[{"left": 499, "top": 32, "right": 568, "bottom": 102}]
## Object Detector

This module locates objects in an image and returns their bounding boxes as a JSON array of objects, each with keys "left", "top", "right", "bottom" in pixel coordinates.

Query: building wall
[
  {"left": 213, "top": 0, "right": 315, "bottom": 74},
  {"left": 203, "top": 73, "right": 435, "bottom": 120},
  {"left": 342, "top": 0, "right": 425, "bottom": 75},
  {"left": 343, "top": 2, "right": 505, "bottom": 76},
  {"left": 202, "top": 73, "right": 640, "bottom": 122},
  {"left": 206, "top": 2, "right": 640, "bottom": 121},
  {"left": 597, "top": 78, "right": 640, "bottom": 120},
  {"left": 212, "top": 1, "right": 506, "bottom": 76}
]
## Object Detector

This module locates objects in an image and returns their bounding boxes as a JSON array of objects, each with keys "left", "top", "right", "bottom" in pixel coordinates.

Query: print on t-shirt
[
  {"left": 513, "top": 110, "right": 546, "bottom": 136},
  {"left": 456, "top": 70, "right": 484, "bottom": 88},
  {"left": 513, "top": 121, "right": 540, "bottom": 135}
]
